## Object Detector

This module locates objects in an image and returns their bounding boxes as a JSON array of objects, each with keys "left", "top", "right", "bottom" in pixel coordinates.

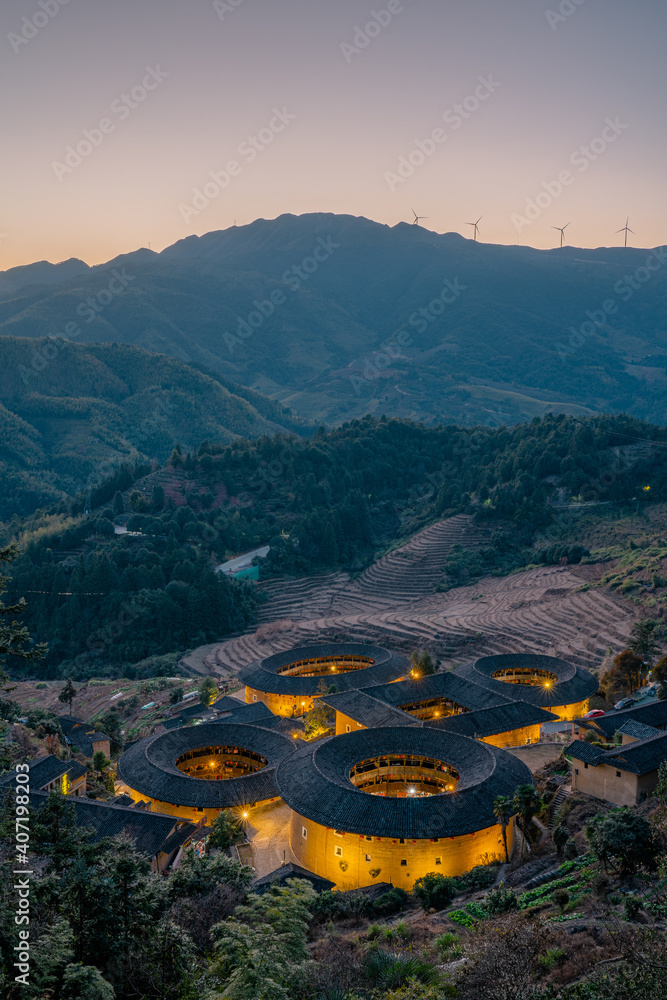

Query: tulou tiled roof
[
  {"left": 427, "top": 701, "right": 558, "bottom": 739},
  {"left": 252, "top": 863, "right": 335, "bottom": 894},
  {"left": 58, "top": 716, "right": 110, "bottom": 757},
  {"left": 238, "top": 643, "right": 409, "bottom": 697},
  {"left": 320, "top": 690, "right": 421, "bottom": 729},
  {"left": 455, "top": 654, "right": 598, "bottom": 708},
  {"left": 363, "top": 672, "right": 508, "bottom": 713},
  {"left": 117, "top": 721, "right": 296, "bottom": 808},
  {"left": 567, "top": 730, "right": 667, "bottom": 775},
  {"left": 276, "top": 726, "right": 532, "bottom": 840},
  {"left": 581, "top": 700, "right": 667, "bottom": 739},
  {"left": 617, "top": 719, "right": 662, "bottom": 742},
  {"left": 0, "top": 755, "right": 88, "bottom": 791}
]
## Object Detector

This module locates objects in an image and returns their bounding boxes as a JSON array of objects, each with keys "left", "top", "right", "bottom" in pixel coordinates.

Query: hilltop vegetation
[
  {"left": 1, "top": 214, "right": 667, "bottom": 428},
  {"left": 3, "top": 412, "right": 667, "bottom": 680},
  {"left": 0, "top": 337, "right": 305, "bottom": 521}
]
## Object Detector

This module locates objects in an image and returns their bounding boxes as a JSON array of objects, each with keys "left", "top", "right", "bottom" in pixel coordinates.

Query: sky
[{"left": 2, "top": 0, "right": 666, "bottom": 268}]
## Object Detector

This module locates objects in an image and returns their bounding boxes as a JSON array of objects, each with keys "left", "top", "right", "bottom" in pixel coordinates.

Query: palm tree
[
  {"left": 493, "top": 795, "right": 513, "bottom": 863},
  {"left": 513, "top": 784, "right": 542, "bottom": 858}
]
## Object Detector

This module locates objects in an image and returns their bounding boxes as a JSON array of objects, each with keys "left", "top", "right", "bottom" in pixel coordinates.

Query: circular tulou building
[
  {"left": 456, "top": 654, "right": 598, "bottom": 721},
  {"left": 116, "top": 722, "right": 296, "bottom": 823},
  {"left": 239, "top": 643, "right": 409, "bottom": 716},
  {"left": 276, "top": 726, "right": 532, "bottom": 890}
]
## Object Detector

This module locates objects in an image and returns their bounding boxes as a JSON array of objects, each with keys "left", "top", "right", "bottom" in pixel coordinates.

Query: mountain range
[{"left": 1, "top": 213, "right": 666, "bottom": 429}]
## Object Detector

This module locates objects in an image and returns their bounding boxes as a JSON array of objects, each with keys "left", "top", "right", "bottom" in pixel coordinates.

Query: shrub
[
  {"left": 363, "top": 949, "right": 439, "bottom": 990},
  {"left": 413, "top": 873, "right": 458, "bottom": 912},
  {"left": 434, "top": 932, "right": 460, "bottom": 961},
  {"left": 552, "top": 889, "right": 570, "bottom": 911},
  {"left": 485, "top": 883, "right": 519, "bottom": 915},
  {"left": 373, "top": 887, "right": 409, "bottom": 916},
  {"left": 624, "top": 897, "right": 641, "bottom": 921}
]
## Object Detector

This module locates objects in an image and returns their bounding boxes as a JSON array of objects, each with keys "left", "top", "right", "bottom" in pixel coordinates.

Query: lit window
[
  {"left": 302, "top": 827, "right": 307, "bottom": 839},
  {"left": 334, "top": 830, "right": 343, "bottom": 837},
  {"left": 400, "top": 859, "right": 407, "bottom": 866},
  {"left": 366, "top": 835, "right": 372, "bottom": 841},
  {"left": 365, "top": 853, "right": 371, "bottom": 863},
  {"left": 435, "top": 857, "right": 441, "bottom": 865},
  {"left": 334, "top": 845, "right": 343, "bottom": 857},
  {"left": 253, "top": 695, "right": 257, "bottom": 702},
  {"left": 346, "top": 725, "right": 351, "bottom": 733}
]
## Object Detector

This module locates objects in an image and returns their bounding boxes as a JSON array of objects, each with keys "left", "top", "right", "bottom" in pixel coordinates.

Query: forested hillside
[
  {"left": 4, "top": 413, "right": 667, "bottom": 681},
  {"left": 0, "top": 337, "right": 305, "bottom": 520}
]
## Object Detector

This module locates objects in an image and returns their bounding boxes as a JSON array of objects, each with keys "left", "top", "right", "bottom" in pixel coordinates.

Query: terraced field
[{"left": 197, "top": 515, "right": 638, "bottom": 681}]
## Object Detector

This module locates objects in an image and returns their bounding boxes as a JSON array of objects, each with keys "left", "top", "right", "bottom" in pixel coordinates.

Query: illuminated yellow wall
[
  {"left": 335, "top": 711, "right": 366, "bottom": 735},
  {"left": 289, "top": 811, "right": 510, "bottom": 891},
  {"left": 245, "top": 686, "right": 315, "bottom": 717},
  {"left": 543, "top": 700, "right": 589, "bottom": 722},
  {"left": 117, "top": 780, "right": 281, "bottom": 825},
  {"left": 482, "top": 723, "right": 543, "bottom": 749}
]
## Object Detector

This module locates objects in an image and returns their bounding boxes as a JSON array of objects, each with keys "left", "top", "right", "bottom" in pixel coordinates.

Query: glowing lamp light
[{"left": 242, "top": 811, "right": 248, "bottom": 819}]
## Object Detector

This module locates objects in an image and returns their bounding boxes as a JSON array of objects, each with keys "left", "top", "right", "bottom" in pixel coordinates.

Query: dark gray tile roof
[
  {"left": 58, "top": 716, "right": 110, "bottom": 757},
  {"left": 617, "top": 720, "right": 662, "bottom": 742},
  {"left": 19, "top": 789, "right": 202, "bottom": 858},
  {"left": 213, "top": 696, "right": 249, "bottom": 713},
  {"left": 455, "top": 654, "right": 598, "bottom": 708},
  {"left": 584, "top": 700, "right": 667, "bottom": 739},
  {"left": 567, "top": 730, "right": 667, "bottom": 775},
  {"left": 117, "top": 722, "right": 297, "bottom": 808},
  {"left": 216, "top": 703, "right": 275, "bottom": 726},
  {"left": 159, "top": 718, "right": 185, "bottom": 732},
  {"left": 239, "top": 643, "right": 409, "bottom": 697},
  {"left": 427, "top": 701, "right": 557, "bottom": 739},
  {"left": 363, "top": 672, "right": 507, "bottom": 713},
  {"left": 0, "top": 755, "right": 88, "bottom": 790},
  {"left": 276, "top": 726, "right": 532, "bottom": 840},
  {"left": 252, "top": 863, "right": 335, "bottom": 894},
  {"left": 158, "top": 822, "right": 201, "bottom": 857},
  {"left": 320, "top": 690, "right": 420, "bottom": 729}
]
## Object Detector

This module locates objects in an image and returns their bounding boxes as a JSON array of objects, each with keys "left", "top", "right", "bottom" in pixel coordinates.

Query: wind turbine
[
  {"left": 412, "top": 209, "right": 427, "bottom": 226},
  {"left": 552, "top": 223, "right": 570, "bottom": 248},
  {"left": 617, "top": 217, "right": 634, "bottom": 247},
  {"left": 467, "top": 216, "right": 482, "bottom": 241}
]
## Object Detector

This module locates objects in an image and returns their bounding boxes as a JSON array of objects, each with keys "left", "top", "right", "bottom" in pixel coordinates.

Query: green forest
[{"left": 3, "top": 412, "right": 667, "bottom": 680}]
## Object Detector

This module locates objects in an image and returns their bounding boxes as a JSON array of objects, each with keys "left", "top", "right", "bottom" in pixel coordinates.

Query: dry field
[{"left": 200, "top": 514, "right": 638, "bottom": 681}]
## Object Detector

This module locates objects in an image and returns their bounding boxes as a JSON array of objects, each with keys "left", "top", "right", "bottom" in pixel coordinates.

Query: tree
[
  {"left": 169, "top": 686, "right": 184, "bottom": 706},
  {"left": 303, "top": 684, "right": 335, "bottom": 738},
  {"left": 630, "top": 618, "right": 661, "bottom": 665},
  {"left": 199, "top": 676, "right": 218, "bottom": 707},
  {"left": 512, "top": 784, "right": 542, "bottom": 858},
  {"left": 493, "top": 795, "right": 512, "bottom": 863},
  {"left": 586, "top": 809, "right": 659, "bottom": 874},
  {"left": 208, "top": 809, "right": 243, "bottom": 851},
  {"left": 113, "top": 490, "right": 125, "bottom": 515},
  {"left": 59, "top": 677, "right": 77, "bottom": 714},
  {"left": 94, "top": 710, "right": 123, "bottom": 757},
  {"left": 92, "top": 751, "right": 109, "bottom": 777},
  {"left": 653, "top": 655, "right": 667, "bottom": 698},
  {"left": 412, "top": 873, "right": 457, "bottom": 911},
  {"left": 0, "top": 543, "right": 47, "bottom": 682},
  {"left": 410, "top": 650, "right": 435, "bottom": 679},
  {"left": 600, "top": 649, "right": 648, "bottom": 702},
  {"left": 209, "top": 879, "right": 316, "bottom": 1000}
]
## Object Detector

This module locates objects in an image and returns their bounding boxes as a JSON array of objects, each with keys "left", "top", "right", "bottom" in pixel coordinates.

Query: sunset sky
[{"left": 3, "top": 0, "right": 665, "bottom": 268}]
